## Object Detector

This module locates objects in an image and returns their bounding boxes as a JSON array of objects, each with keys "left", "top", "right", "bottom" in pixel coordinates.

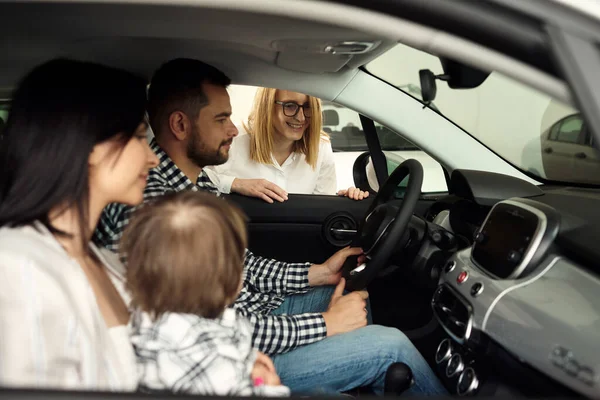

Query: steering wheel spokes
[{"left": 343, "top": 159, "right": 424, "bottom": 291}]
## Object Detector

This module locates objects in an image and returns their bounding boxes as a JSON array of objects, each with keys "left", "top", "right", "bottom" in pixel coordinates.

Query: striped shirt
[{"left": 0, "top": 222, "right": 138, "bottom": 391}]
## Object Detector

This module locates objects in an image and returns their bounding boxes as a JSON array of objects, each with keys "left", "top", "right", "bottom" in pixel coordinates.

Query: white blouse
[
  {"left": 205, "top": 131, "right": 338, "bottom": 195},
  {"left": 0, "top": 222, "right": 138, "bottom": 391}
]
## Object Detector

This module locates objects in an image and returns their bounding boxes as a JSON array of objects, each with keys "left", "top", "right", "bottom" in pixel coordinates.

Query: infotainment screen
[{"left": 471, "top": 203, "right": 540, "bottom": 279}]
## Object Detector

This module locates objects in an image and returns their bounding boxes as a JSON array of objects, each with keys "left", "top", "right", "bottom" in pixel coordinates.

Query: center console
[{"left": 429, "top": 198, "right": 561, "bottom": 396}]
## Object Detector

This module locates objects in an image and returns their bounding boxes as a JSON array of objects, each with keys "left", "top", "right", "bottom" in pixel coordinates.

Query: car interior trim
[{"left": 481, "top": 256, "right": 560, "bottom": 329}]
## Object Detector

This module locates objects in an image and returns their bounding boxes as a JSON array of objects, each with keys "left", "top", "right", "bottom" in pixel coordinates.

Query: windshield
[{"left": 366, "top": 43, "right": 600, "bottom": 186}]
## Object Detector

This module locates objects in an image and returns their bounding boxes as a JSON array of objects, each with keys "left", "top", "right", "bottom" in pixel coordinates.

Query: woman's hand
[
  {"left": 337, "top": 186, "right": 370, "bottom": 201},
  {"left": 231, "top": 178, "right": 288, "bottom": 203},
  {"left": 251, "top": 351, "right": 281, "bottom": 386}
]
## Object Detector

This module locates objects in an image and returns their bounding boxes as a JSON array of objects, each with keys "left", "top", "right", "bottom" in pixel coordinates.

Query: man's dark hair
[
  {"left": 147, "top": 58, "right": 231, "bottom": 135},
  {"left": 0, "top": 58, "right": 147, "bottom": 248}
]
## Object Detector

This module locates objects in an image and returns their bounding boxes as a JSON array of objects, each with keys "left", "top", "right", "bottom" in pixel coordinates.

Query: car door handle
[
  {"left": 544, "top": 147, "right": 553, "bottom": 154},
  {"left": 575, "top": 152, "right": 587, "bottom": 159},
  {"left": 330, "top": 228, "right": 357, "bottom": 239}
]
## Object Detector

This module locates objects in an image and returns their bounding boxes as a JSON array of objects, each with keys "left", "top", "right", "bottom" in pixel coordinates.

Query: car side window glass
[
  {"left": 553, "top": 116, "right": 583, "bottom": 144},
  {"left": 549, "top": 122, "right": 560, "bottom": 141},
  {"left": 322, "top": 101, "right": 448, "bottom": 193},
  {"left": 227, "top": 85, "right": 447, "bottom": 194}
]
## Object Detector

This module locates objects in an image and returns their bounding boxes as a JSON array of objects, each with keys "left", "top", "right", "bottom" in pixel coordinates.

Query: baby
[{"left": 121, "top": 191, "right": 290, "bottom": 396}]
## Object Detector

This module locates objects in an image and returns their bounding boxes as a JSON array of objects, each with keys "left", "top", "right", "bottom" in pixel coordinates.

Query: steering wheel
[{"left": 342, "top": 158, "right": 424, "bottom": 291}]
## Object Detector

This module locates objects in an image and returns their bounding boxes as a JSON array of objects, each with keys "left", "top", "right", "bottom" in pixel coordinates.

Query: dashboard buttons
[
  {"left": 457, "top": 271, "right": 469, "bottom": 284},
  {"left": 470, "top": 282, "right": 484, "bottom": 297},
  {"left": 446, "top": 353, "right": 464, "bottom": 378},
  {"left": 474, "top": 231, "right": 485, "bottom": 244},
  {"left": 457, "top": 367, "right": 479, "bottom": 396},
  {"left": 445, "top": 261, "right": 456, "bottom": 274},
  {"left": 435, "top": 339, "right": 453, "bottom": 364},
  {"left": 507, "top": 250, "right": 522, "bottom": 264}
]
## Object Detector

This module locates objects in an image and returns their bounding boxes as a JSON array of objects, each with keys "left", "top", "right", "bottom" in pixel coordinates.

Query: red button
[{"left": 457, "top": 271, "right": 469, "bottom": 284}]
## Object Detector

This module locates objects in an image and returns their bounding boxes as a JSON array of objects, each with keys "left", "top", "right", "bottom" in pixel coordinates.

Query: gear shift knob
[{"left": 384, "top": 362, "right": 414, "bottom": 395}]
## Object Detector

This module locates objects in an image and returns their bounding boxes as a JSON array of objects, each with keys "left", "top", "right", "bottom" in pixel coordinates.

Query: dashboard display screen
[{"left": 471, "top": 203, "right": 540, "bottom": 279}]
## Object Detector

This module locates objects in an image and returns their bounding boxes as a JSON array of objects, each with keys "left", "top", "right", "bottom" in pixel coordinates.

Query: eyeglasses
[{"left": 274, "top": 101, "right": 312, "bottom": 118}]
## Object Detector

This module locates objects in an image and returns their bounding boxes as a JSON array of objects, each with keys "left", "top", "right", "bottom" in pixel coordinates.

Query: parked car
[{"left": 521, "top": 113, "right": 600, "bottom": 184}]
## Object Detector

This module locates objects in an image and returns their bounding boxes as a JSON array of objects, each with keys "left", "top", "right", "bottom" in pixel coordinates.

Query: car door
[
  {"left": 574, "top": 126, "right": 600, "bottom": 184},
  {"left": 541, "top": 115, "right": 583, "bottom": 181}
]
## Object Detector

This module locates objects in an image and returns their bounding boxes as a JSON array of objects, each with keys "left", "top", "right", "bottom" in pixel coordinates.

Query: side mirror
[
  {"left": 352, "top": 152, "right": 378, "bottom": 193},
  {"left": 354, "top": 152, "right": 413, "bottom": 199}
]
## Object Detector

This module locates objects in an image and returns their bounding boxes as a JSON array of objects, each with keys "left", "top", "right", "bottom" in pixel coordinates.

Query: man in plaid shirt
[{"left": 94, "top": 59, "right": 445, "bottom": 396}]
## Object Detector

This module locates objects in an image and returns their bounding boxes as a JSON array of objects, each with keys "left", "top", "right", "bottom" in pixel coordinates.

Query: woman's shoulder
[
  {"left": 0, "top": 224, "right": 61, "bottom": 262},
  {"left": 0, "top": 225, "right": 81, "bottom": 307}
]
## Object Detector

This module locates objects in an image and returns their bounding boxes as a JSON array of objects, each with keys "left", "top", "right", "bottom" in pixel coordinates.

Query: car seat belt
[{"left": 360, "top": 114, "right": 389, "bottom": 187}]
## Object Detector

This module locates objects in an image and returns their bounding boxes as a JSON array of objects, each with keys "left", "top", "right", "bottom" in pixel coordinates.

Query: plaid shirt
[
  {"left": 94, "top": 139, "right": 327, "bottom": 355},
  {"left": 130, "top": 308, "right": 290, "bottom": 396}
]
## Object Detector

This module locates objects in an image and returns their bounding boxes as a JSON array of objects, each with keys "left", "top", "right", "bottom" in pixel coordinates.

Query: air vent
[{"left": 432, "top": 284, "right": 473, "bottom": 343}]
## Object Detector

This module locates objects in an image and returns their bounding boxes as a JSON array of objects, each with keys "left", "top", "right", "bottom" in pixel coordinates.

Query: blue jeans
[{"left": 271, "top": 286, "right": 447, "bottom": 396}]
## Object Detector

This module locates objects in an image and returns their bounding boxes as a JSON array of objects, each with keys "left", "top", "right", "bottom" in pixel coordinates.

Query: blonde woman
[{"left": 205, "top": 88, "right": 369, "bottom": 203}]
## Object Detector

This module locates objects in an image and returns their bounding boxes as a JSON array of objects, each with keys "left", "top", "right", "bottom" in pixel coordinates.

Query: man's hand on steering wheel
[{"left": 308, "top": 246, "right": 366, "bottom": 287}]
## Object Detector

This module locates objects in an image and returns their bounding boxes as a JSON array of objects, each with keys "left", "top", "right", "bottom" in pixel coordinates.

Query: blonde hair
[
  {"left": 120, "top": 191, "right": 247, "bottom": 319},
  {"left": 244, "top": 87, "right": 326, "bottom": 169}
]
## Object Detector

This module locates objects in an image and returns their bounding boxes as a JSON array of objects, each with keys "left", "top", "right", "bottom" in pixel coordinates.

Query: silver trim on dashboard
[
  {"left": 457, "top": 367, "right": 479, "bottom": 396},
  {"left": 482, "top": 256, "right": 560, "bottom": 329},
  {"left": 471, "top": 199, "right": 548, "bottom": 280},
  {"left": 435, "top": 338, "right": 453, "bottom": 364},
  {"left": 446, "top": 353, "right": 465, "bottom": 378}
]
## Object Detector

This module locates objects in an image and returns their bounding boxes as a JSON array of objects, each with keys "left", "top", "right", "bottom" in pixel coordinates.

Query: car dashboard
[{"left": 427, "top": 173, "right": 600, "bottom": 398}]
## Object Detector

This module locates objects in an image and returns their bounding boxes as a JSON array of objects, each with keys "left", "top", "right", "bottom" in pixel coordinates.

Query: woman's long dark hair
[{"left": 0, "top": 58, "right": 147, "bottom": 246}]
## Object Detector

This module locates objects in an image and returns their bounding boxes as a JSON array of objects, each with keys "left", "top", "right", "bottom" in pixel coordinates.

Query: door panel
[
  {"left": 226, "top": 192, "right": 441, "bottom": 336},
  {"left": 225, "top": 193, "right": 435, "bottom": 263}
]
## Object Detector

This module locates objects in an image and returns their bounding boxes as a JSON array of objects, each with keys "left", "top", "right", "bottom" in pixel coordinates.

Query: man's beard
[{"left": 187, "top": 126, "right": 232, "bottom": 168}]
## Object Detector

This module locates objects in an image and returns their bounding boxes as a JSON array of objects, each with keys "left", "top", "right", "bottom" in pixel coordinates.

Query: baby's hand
[{"left": 252, "top": 351, "right": 281, "bottom": 386}]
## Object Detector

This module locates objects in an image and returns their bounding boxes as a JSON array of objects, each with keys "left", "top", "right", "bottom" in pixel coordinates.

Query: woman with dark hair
[{"left": 0, "top": 59, "right": 158, "bottom": 390}]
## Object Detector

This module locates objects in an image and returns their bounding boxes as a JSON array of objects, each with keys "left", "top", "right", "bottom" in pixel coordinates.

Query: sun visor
[{"left": 273, "top": 39, "right": 381, "bottom": 73}]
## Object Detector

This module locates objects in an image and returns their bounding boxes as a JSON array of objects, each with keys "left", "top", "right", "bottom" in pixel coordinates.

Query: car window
[
  {"left": 550, "top": 115, "right": 583, "bottom": 144},
  {"left": 322, "top": 101, "right": 418, "bottom": 152},
  {"left": 320, "top": 100, "right": 447, "bottom": 193}
]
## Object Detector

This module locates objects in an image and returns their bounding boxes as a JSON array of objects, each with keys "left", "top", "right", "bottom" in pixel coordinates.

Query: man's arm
[
  {"left": 244, "top": 249, "right": 312, "bottom": 296},
  {"left": 234, "top": 307, "right": 327, "bottom": 356},
  {"left": 235, "top": 277, "right": 369, "bottom": 356}
]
